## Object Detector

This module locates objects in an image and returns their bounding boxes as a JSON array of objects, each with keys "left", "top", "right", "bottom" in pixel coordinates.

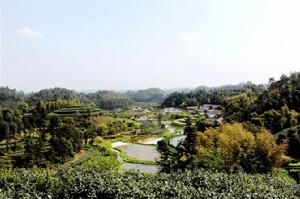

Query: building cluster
[
  {"left": 199, "top": 104, "right": 223, "bottom": 125},
  {"left": 163, "top": 104, "right": 223, "bottom": 126}
]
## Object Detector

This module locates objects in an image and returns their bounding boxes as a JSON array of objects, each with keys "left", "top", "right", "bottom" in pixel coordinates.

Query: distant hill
[
  {"left": 0, "top": 86, "right": 25, "bottom": 106},
  {"left": 26, "top": 88, "right": 82, "bottom": 104},
  {"left": 162, "top": 82, "right": 266, "bottom": 108},
  {"left": 3, "top": 87, "right": 131, "bottom": 110},
  {"left": 122, "top": 88, "right": 167, "bottom": 104},
  {"left": 85, "top": 90, "right": 132, "bottom": 110},
  {"left": 194, "top": 82, "right": 267, "bottom": 91},
  {"left": 163, "top": 87, "right": 194, "bottom": 94}
]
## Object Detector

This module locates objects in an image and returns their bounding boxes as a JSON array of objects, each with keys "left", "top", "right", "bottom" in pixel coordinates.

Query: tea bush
[{"left": 0, "top": 167, "right": 299, "bottom": 198}]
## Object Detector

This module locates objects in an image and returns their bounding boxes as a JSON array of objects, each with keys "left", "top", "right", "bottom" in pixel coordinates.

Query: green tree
[
  {"left": 22, "top": 137, "right": 45, "bottom": 167},
  {"left": 195, "top": 115, "right": 206, "bottom": 132},
  {"left": 49, "top": 136, "right": 74, "bottom": 163},
  {"left": 19, "top": 101, "right": 29, "bottom": 114},
  {"left": 182, "top": 116, "right": 197, "bottom": 154},
  {"left": 48, "top": 123, "right": 83, "bottom": 163},
  {"left": 157, "top": 113, "right": 162, "bottom": 127},
  {"left": 157, "top": 139, "right": 178, "bottom": 172},
  {"left": 84, "top": 125, "right": 96, "bottom": 145}
]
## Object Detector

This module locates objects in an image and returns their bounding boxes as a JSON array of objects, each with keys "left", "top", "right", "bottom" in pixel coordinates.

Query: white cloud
[
  {"left": 16, "top": 27, "right": 42, "bottom": 38},
  {"left": 180, "top": 31, "right": 200, "bottom": 41}
]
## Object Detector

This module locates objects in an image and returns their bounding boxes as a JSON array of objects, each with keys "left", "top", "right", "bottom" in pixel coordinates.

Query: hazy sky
[{"left": 1, "top": 0, "right": 300, "bottom": 91}]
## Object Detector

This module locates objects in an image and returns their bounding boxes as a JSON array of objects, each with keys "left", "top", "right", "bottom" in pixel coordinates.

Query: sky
[{"left": 1, "top": 0, "right": 300, "bottom": 91}]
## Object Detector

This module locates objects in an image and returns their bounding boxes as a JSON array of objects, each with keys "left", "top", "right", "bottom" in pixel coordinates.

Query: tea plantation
[{"left": 0, "top": 166, "right": 299, "bottom": 198}]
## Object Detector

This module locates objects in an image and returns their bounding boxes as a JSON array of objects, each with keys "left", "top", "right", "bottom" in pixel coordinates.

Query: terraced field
[{"left": 54, "top": 106, "right": 102, "bottom": 117}]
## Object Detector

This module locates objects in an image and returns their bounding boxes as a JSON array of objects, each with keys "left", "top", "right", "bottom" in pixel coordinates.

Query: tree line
[{"left": 0, "top": 87, "right": 169, "bottom": 110}]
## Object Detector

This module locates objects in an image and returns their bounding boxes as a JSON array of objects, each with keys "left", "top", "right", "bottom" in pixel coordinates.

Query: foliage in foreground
[{"left": 0, "top": 167, "right": 299, "bottom": 199}]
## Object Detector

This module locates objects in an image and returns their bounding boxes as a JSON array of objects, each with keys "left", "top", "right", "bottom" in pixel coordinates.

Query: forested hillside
[
  {"left": 86, "top": 90, "right": 132, "bottom": 110},
  {"left": 162, "top": 82, "right": 265, "bottom": 108},
  {"left": 223, "top": 72, "right": 300, "bottom": 135},
  {"left": 162, "top": 72, "right": 299, "bottom": 134},
  {"left": 159, "top": 72, "right": 300, "bottom": 165},
  {"left": 0, "top": 87, "right": 131, "bottom": 110},
  {"left": 122, "top": 88, "right": 166, "bottom": 104},
  {"left": 26, "top": 88, "right": 81, "bottom": 105}
]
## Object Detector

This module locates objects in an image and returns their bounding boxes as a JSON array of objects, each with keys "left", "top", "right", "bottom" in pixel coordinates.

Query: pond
[
  {"left": 169, "top": 135, "right": 186, "bottom": 146},
  {"left": 114, "top": 134, "right": 186, "bottom": 173},
  {"left": 118, "top": 144, "right": 160, "bottom": 161},
  {"left": 122, "top": 163, "right": 158, "bottom": 173}
]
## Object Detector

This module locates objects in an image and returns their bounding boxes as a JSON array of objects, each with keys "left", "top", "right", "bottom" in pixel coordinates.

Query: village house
[
  {"left": 132, "top": 106, "right": 142, "bottom": 111},
  {"left": 186, "top": 106, "right": 199, "bottom": 114},
  {"left": 199, "top": 104, "right": 223, "bottom": 125},
  {"left": 164, "top": 107, "right": 181, "bottom": 113},
  {"left": 135, "top": 117, "right": 152, "bottom": 126}
]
